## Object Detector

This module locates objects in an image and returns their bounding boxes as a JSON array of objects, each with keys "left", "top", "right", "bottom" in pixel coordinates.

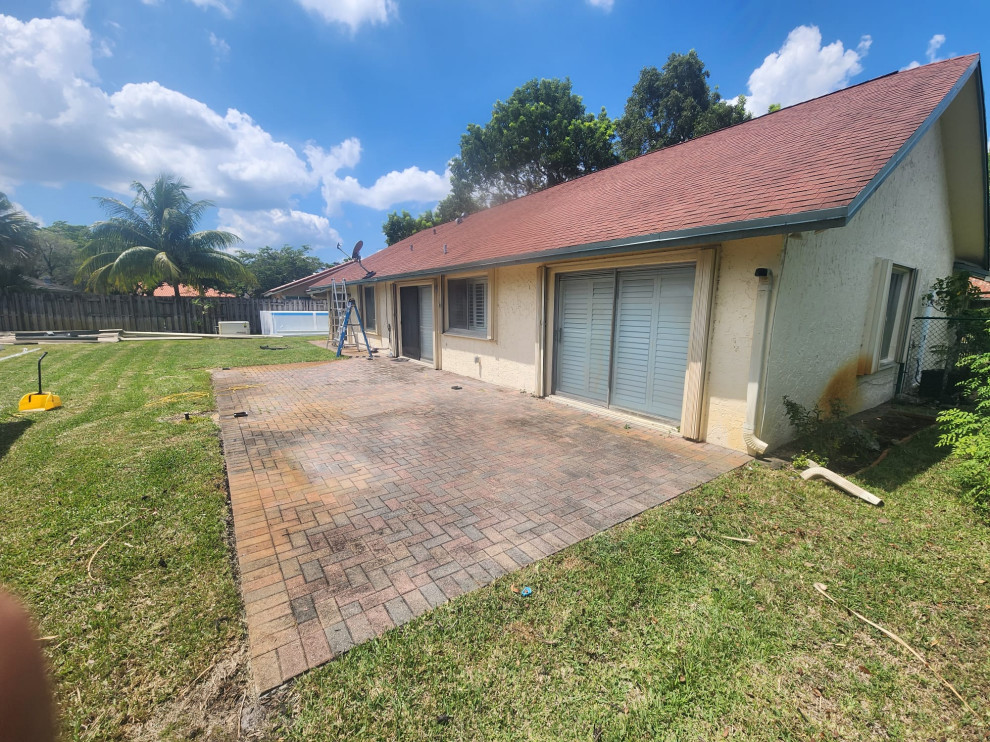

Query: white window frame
[
  {"left": 860, "top": 259, "right": 917, "bottom": 375},
  {"left": 362, "top": 284, "right": 377, "bottom": 333},
  {"left": 444, "top": 273, "right": 491, "bottom": 339}
]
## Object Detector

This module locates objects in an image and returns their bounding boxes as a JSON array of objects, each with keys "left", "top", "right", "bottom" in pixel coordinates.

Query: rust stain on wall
[
  {"left": 856, "top": 353, "right": 874, "bottom": 376},
  {"left": 819, "top": 358, "right": 861, "bottom": 410}
]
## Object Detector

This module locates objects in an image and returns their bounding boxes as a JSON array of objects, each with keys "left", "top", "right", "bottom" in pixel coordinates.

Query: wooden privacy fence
[{"left": 0, "top": 292, "right": 328, "bottom": 335}]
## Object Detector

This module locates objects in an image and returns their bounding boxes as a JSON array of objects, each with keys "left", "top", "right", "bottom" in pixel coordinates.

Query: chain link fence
[{"left": 900, "top": 316, "right": 990, "bottom": 398}]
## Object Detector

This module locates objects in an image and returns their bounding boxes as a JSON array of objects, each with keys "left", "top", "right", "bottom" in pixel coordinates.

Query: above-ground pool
[{"left": 259, "top": 310, "right": 329, "bottom": 336}]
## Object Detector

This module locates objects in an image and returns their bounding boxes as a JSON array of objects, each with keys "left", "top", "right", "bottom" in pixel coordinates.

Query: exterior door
[
  {"left": 418, "top": 285, "right": 434, "bottom": 363},
  {"left": 554, "top": 273, "right": 615, "bottom": 403},
  {"left": 553, "top": 265, "right": 695, "bottom": 424},
  {"left": 610, "top": 266, "right": 695, "bottom": 422},
  {"left": 399, "top": 286, "right": 421, "bottom": 360}
]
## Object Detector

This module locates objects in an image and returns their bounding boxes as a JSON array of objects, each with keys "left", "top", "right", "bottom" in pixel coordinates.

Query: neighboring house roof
[
  {"left": 263, "top": 264, "right": 348, "bottom": 297},
  {"left": 312, "top": 54, "right": 985, "bottom": 290},
  {"left": 152, "top": 283, "right": 235, "bottom": 297},
  {"left": 971, "top": 275, "right": 990, "bottom": 298}
]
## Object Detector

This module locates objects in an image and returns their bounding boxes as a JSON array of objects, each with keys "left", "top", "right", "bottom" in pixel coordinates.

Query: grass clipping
[{"left": 813, "top": 582, "right": 974, "bottom": 715}]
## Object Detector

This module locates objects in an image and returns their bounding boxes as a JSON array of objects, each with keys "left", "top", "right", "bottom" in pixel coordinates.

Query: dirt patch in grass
[{"left": 773, "top": 401, "right": 939, "bottom": 474}]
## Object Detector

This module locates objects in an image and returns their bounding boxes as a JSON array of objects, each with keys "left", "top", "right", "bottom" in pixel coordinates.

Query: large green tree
[
  {"left": 35, "top": 222, "right": 89, "bottom": 288},
  {"left": 615, "top": 51, "right": 751, "bottom": 160},
  {"left": 445, "top": 77, "right": 618, "bottom": 210},
  {"left": 0, "top": 192, "right": 38, "bottom": 268},
  {"left": 231, "top": 244, "right": 331, "bottom": 296},
  {"left": 79, "top": 174, "right": 252, "bottom": 297},
  {"left": 382, "top": 209, "right": 440, "bottom": 246}
]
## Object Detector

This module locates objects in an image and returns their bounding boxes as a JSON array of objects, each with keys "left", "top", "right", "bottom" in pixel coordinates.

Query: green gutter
[{"left": 309, "top": 206, "right": 847, "bottom": 290}]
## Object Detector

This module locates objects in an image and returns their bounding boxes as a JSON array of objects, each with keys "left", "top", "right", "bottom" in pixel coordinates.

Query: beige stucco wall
[
  {"left": 704, "top": 236, "right": 785, "bottom": 450},
  {"left": 760, "top": 121, "right": 956, "bottom": 447},
  {"left": 340, "top": 283, "right": 392, "bottom": 352},
  {"left": 337, "top": 120, "right": 956, "bottom": 454},
  {"left": 439, "top": 264, "right": 541, "bottom": 392}
]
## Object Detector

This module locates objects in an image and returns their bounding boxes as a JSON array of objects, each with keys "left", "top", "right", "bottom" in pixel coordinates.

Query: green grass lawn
[
  {"left": 1, "top": 337, "right": 988, "bottom": 740},
  {"left": 277, "top": 431, "right": 990, "bottom": 741},
  {"left": 0, "top": 337, "right": 334, "bottom": 740}
]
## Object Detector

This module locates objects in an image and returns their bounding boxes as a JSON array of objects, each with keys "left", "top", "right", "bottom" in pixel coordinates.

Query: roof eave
[
  {"left": 846, "top": 56, "right": 988, "bottom": 270},
  {"left": 309, "top": 207, "right": 849, "bottom": 289},
  {"left": 264, "top": 266, "right": 346, "bottom": 297},
  {"left": 976, "top": 59, "right": 990, "bottom": 271}
]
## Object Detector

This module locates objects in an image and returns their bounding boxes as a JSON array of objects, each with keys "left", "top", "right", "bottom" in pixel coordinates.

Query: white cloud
[
  {"left": 53, "top": 0, "right": 88, "bottom": 18},
  {"left": 217, "top": 207, "right": 341, "bottom": 249},
  {"left": 140, "top": 0, "right": 233, "bottom": 14},
  {"left": 209, "top": 32, "right": 230, "bottom": 62},
  {"left": 294, "top": 0, "right": 397, "bottom": 32},
  {"left": 189, "top": 0, "right": 233, "bottom": 16},
  {"left": 306, "top": 138, "right": 450, "bottom": 213},
  {"left": 743, "top": 25, "right": 871, "bottom": 116},
  {"left": 926, "top": 34, "right": 946, "bottom": 62},
  {"left": 586, "top": 0, "right": 614, "bottom": 10},
  {"left": 903, "top": 33, "right": 947, "bottom": 71},
  {"left": 11, "top": 200, "right": 44, "bottom": 227},
  {"left": 0, "top": 13, "right": 450, "bottom": 246}
]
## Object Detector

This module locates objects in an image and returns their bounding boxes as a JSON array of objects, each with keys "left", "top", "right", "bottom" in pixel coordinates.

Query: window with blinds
[{"left": 446, "top": 276, "right": 488, "bottom": 336}]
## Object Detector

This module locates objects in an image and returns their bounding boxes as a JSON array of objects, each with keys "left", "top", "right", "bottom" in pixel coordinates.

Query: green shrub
[
  {"left": 782, "top": 396, "right": 880, "bottom": 465},
  {"left": 791, "top": 450, "right": 828, "bottom": 469},
  {"left": 937, "top": 347, "right": 990, "bottom": 515}
]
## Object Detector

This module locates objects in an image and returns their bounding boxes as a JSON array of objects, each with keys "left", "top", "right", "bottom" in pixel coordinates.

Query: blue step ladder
[{"left": 331, "top": 285, "right": 374, "bottom": 360}]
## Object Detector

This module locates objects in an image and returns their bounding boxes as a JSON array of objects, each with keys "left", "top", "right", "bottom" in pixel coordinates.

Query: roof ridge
[
  {"left": 389, "top": 53, "right": 979, "bottom": 254},
  {"left": 607, "top": 53, "right": 980, "bottom": 166},
  {"left": 314, "top": 52, "right": 982, "bottom": 288}
]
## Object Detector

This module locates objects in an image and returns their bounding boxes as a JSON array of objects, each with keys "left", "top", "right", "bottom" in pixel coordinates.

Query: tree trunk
[{"left": 173, "top": 282, "right": 180, "bottom": 299}]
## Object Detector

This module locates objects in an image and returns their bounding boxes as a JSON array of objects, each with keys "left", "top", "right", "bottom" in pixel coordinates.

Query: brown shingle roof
[
  {"left": 314, "top": 54, "right": 980, "bottom": 289},
  {"left": 152, "top": 283, "right": 234, "bottom": 297},
  {"left": 263, "top": 263, "right": 348, "bottom": 296}
]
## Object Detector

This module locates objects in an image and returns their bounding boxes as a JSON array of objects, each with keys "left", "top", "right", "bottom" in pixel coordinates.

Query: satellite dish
[{"left": 340, "top": 238, "right": 374, "bottom": 278}]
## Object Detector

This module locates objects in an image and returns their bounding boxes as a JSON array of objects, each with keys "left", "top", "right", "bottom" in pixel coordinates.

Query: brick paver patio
[{"left": 214, "top": 358, "right": 749, "bottom": 692}]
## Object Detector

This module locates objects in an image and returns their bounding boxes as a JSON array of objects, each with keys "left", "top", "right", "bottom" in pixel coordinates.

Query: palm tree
[
  {"left": 79, "top": 174, "right": 253, "bottom": 297},
  {"left": 0, "top": 192, "right": 38, "bottom": 267}
]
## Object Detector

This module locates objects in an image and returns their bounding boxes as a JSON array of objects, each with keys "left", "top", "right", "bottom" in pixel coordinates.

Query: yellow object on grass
[
  {"left": 18, "top": 351, "right": 61, "bottom": 411},
  {"left": 18, "top": 391, "right": 62, "bottom": 412}
]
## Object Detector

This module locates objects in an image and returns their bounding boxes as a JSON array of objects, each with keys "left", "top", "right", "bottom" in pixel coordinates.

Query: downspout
[
  {"left": 387, "top": 282, "right": 398, "bottom": 358},
  {"left": 535, "top": 265, "right": 546, "bottom": 395},
  {"left": 743, "top": 267, "right": 773, "bottom": 455}
]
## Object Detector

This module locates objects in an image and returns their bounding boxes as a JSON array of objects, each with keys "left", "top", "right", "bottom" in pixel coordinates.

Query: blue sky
[{"left": 0, "top": 0, "right": 985, "bottom": 263}]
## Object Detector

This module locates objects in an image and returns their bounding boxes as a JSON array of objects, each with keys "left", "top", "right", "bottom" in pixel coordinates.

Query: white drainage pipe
[
  {"left": 802, "top": 464, "right": 884, "bottom": 507},
  {"left": 743, "top": 268, "right": 772, "bottom": 455},
  {"left": 0, "top": 348, "right": 40, "bottom": 363}
]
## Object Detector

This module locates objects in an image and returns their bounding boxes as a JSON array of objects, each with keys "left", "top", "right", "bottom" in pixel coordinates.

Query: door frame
[
  {"left": 394, "top": 277, "right": 440, "bottom": 369},
  {"left": 543, "top": 245, "right": 717, "bottom": 441}
]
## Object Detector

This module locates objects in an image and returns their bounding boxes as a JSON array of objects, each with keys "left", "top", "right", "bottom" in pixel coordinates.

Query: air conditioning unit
[{"left": 218, "top": 321, "right": 250, "bottom": 336}]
